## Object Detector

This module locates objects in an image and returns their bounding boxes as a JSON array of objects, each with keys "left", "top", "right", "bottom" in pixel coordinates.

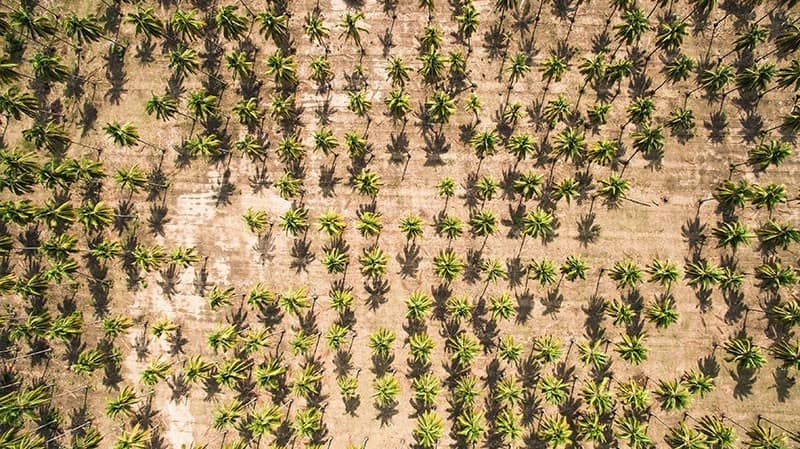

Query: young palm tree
[
  {"left": 615, "top": 333, "right": 648, "bottom": 365},
  {"left": 425, "top": 90, "right": 456, "bottom": 126},
  {"left": 304, "top": 11, "right": 330, "bottom": 47},
  {"left": 712, "top": 221, "right": 753, "bottom": 251},
  {"left": 168, "top": 47, "right": 200, "bottom": 78},
  {"left": 279, "top": 205, "right": 309, "bottom": 237},
  {"left": 125, "top": 6, "right": 164, "bottom": 40},
  {"left": 665, "top": 422, "right": 707, "bottom": 449},
  {"left": 553, "top": 127, "right": 587, "bottom": 164},
  {"left": 614, "top": 8, "right": 649, "bottom": 45},
  {"left": 170, "top": 9, "right": 205, "bottom": 42},
  {"left": 724, "top": 337, "right": 766, "bottom": 370},
  {"left": 265, "top": 49, "right": 297, "bottom": 86},
  {"left": 470, "top": 210, "right": 498, "bottom": 240},
  {"left": 537, "top": 414, "right": 572, "bottom": 448},
  {"left": 654, "top": 19, "right": 688, "bottom": 53},
  {"left": 384, "top": 88, "right": 412, "bottom": 122},
  {"left": 386, "top": 56, "right": 411, "bottom": 88},
  {"left": 540, "top": 54, "right": 568, "bottom": 84},
  {"left": 433, "top": 248, "right": 464, "bottom": 282},
  {"left": 356, "top": 210, "right": 383, "bottom": 238},
  {"left": 497, "top": 335, "right": 522, "bottom": 365},
  {"left": 456, "top": 3, "right": 480, "bottom": 49},
  {"left": 456, "top": 407, "right": 486, "bottom": 447},
  {"left": 360, "top": 246, "right": 388, "bottom": 278},
  {"left": 420, "top": 25, "right": 443, "bottom": 52},
  {"left": 777, "top": 59, "right": 800, "bottom": 91},
  {"left": 226, "top": 50, "right": 255, "bottom": 81},
  {"left": 448, "top": 332, "right": 480, "bottom": 367},
  {"left": 338, "top": 11, "right": 368, "bottom": 51},
  {"left": 353, "top": 168, "right": 383, "bottom": 197},
  {"left": 775, "top": 23, "right": 800, "bottom": 56},
  {"left": 755, "top": 261, "right": 797, "bottom": 291},
  {"left": 409, "top": 332, "right": 435, "bottom": 364},
  {"left": 399, "top": 214, "right": 425, "bottom": 240},
  {"left": 215, "top": 5, "right": 248, "bottom": 41},
  {"left": 412, "top": 373, "right": 441, "bottom": 408},
  {"left": 655, "top": 378, "right": 691, "bottom": 411},
  {"left": 506, "top": 53, "right": 530, "bottom": 88},
  {"left": 418, "top": 49, "right": 446, "bottom": 84},
  {"left": 373, "top": 374, "right": 400, "bottom": 407},
  {"left": 587, "top": 102, "right": 612, "bottom": 126},
  {"left": 318, "top": 211, "right": 346, "bottom": 238},
  {"left": 471, "top": 128, "right": 500, "bottom": 165},
  {"left": 772, "top": 339, "right": 800, "bottom": 370},
  {"left": 414, "top": 411, "right": 444, "bottom": 449},
  {"left": 257, "top": 7, "right": 289, "bottom": 44},
  {"left": 145, "top": 93, "right": 178, "bottom": 121}
]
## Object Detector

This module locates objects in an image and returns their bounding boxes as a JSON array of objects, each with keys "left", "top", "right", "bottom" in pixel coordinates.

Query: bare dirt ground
[{"left": 4, "top": 0, "right": 800, "bottom": 448}]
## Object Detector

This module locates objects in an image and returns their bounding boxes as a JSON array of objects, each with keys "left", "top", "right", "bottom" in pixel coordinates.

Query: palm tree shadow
[
  {"left": 773, "top": 368, "right": 795, "bottom": 403},
  {"left": 541, "top": 288, "right": 565, "bottom": 317},
  {"left": 515, "top": 289, "right": 534, "bottom": 323},
  {"left": 375, "top": 402, "right": 399, "bottom": 426},
  {"left": 576, "top": 212, "right": 601, "bottom": 247},
  {"left": 397, "top": 242, "right": 421, "bottom": 278},
  {"left": 365, "top": 277, "right": 390, "bottom": 310},
  {"left": 731, "top": 366, "right": 757, "bottom": 399},
  {"left": 290, "top": 237, "right": 315, "bottom": 272}
]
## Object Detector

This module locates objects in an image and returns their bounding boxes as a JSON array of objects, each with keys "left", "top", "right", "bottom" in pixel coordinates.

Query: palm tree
[
  {"left": 226, "top": 50, "right": 255, "bottom": 81},
  {"left": 235, "top": 97, "right": 263, "bottom": 127},
  {"left": 561, "top": 255, "right": 589, "bottom": 281},
  {"left": 497, "top": 335, "right": 522, "bottom": 365},
  {"left": 353, "top": 168, "right": 383, "bottom": 197},
  {"left": 64, "top": 14, "right": 104, "bottom": 45},
  {"left": 29, "top": 53, "right": 69, "bottom": 83},
  {"left": 482, "top": 259, "right": 508, "bottom": 285},
  {"left": 537, "top": 414, "right": 572, "bottom": 448},
  {"left": 418, "top": 49, "right": 446, "bottom": 84},
  {"left": 749, "top": 182, "right": 788, "bottom": 213},
  {"left": 627, "top": 97, "right": 656, "bottom": 125},
  {"left": 420, "top": 25, "right": 443, "bottom": 52},
  {"left": 489, "top": 292, "right": 516, "bottom": 322},
  {"left": 433, "top": 249, "right": 464, "bottom": 282},
  {"left": 171, "top": 9, "right": 205, "bottom": 42},
  {"left": 724, "top": 337, "right": 766, "bottom": 370},
  {"left": 414, "top": 411, "right": 444, "bottom": 449},
  {"left": 113, "top": 425, "right": 149, "bottom": 449},
  {"left": 616, "top": 415, "right": 651, "bottom": 449},
  {"left": 453, "top": 373, "right": 482, "bottom": 406},
  {"left": 614, "top": 8, "right": 649, "bottom": 45},
  {"left": 646, "top": 295, "right": 679, "bottom": 328},
  {"left": 321, "top": 246, "right": 348, "bottom": 274},
  {"left": 279, "top": 205, "right": 309, "bottom": 237},
  {"left": 772, "top": 339, "right": 800, "bottom": 370},
  {"left": 425, "top": 90, "right": 456, "bottom": 126},
  {"left": 699, "top": 64, "right": 734, "bottom": 96},
  {"left": 506, "top": 53, "right": 530, "bottom": 88},
  {"left": 695, "top": 415, "right": 736, "bottom": 448},
  {"left": 456, "top": 408, "right": 486, "bottom": 447},
  {"left": 748, "top": 140, "right": 793, "bottom": 171},
  {"left": 496, "top": 408, "right": 524, "bottom": 448},
  {"left": 168, "top": 47, "right": 200, "bottom": 78},
  {"left": 552, "top": 177, "right": 580, "bottom": 205},
  {"left": 775, "top": 23, "right": 800, "bottom": 56},
  {"left": 293, "top": 407, "right": 322, "bottom": 440},
  {"left": 712, "top": 221, "right": 753, "bottom": 251},
  {"left": 737, "top": 63, "right": 776, "bottom": 96},
  {"left": 609, "top": 260, "right": 643, "bottom": 289},
  {"left": 105, "top": 386, "right": 139, "bottom": 420},
  {"left": 10, "top": 6, "right": 56, "bottom": 38},
  {"left": 242, "top": 208, "right": 270, "bottom": 234},
  {"left": 409, "top": 332, "right": 435, "bottom": 364},
  {"left": 400, "top": 214, "right": 425, "bottom": 240},
  {"left": 587, "top": 102, "right": 612, "bottom": 126},
  {"left": 338, "top": 11, "right": 368, "bottom": 52},
  {"left": 0, "top": 87, "right": 37, "bottom": 121},
  {"left": 655, "top": 379, "right": 691, "bottom": 411},
  {"left": 540, "top": 54, "right": 567, "bottom": 84},
  {"left": 360, "top": 246, "right": 388, "bottom": 278},
  {"left": 666, "top": 422, "right": 707, "bottom": 449},
  {"left": 141, "top": 358, "right": 172, "bottom": 386},
  {"left": 514, "top": 171, "right": 544, "bottom": 201},
  {"left": 438, "top": 215, "right": 464, "bottom": 240},
  {"left": 318, "top": 211, "right": 346, "bottom": 238},
  {"left": 266, "top": 49, "right": 297, "bottom": 86},
  {"left": 145, "top": 93, "right": 178, "bottom": 121},
  {"left": 125, "top": 6, "right": 164, "bottom": 40},
  {"left": 745, "top": 423, "right": 787, "bottom": 449},
  {"left": 373, "top": 374, "right": 400, "bottom": 407},
  {"left": 280, "top": 287, "right": 311, "bottom": 317},
  {"left": 471, "top": 129, "right": 500, "bottom": 168},
  {"left": 755, "top": 261, "right": 797, "bottom": 291},
  {"left": 456, "top": 3, "right": 480, "bottom": 50},
  {"left": 654, "top": 19, "right": 688, "bottom": 54},
  {"left": 386, "top": 56, "right": 411, "bottom": 87},
  {"left": 616, "top": 333, "right": 648, "bottom": 365},
  {"left": 257, "top": 7, "right": 289, "bottom": 44},
  {"left": 412, "top": 373, "right": 441, "bottom": 407},
  {"left": 344, "top": 131, "right": 369, "bottom": 158},
  {"left": 529, "top": 258, "right": 558, "bottom": 286},
  {"left": 781, "top": 103, "right": 800, "bottom": 133},
  {"left": 348, "top": 90, "right": 372, "bottom": 120},
  {"left": 521, "top": 208, "right": 555, "bottom": 246},
  {"left": 356, "top": 210, "right": 383, "bottom": 238},
  {"left": 215, "top": 5, "right": 248, "bottom": 41},
  {"left": 103, "top": 122, "right": 139, "bottom": 148},
  {"left": 276, "top": 135, "right": 305, "bottom": 162},
  {"left": 553, "top": 127, "right": 587, "bottom": 164},
  {"left": 384, "top": 88, "right": 412, "bottom": 122},
  {"left": 247, "top": 405, "right": 282, "bottom": 443},
  {"left": 682, "top": 370, "right": 715, "bottom": 397},
  {"left": 304, "top": 11, "right": 330, "bottom": 47},
  {"left": 186, "top": 89, "right": 219, "bottom": 123},
  {"left": 543, "top": 94, "right": 572, "bottom": 127},
  {"left": 776, "top": 59, "right": 800, "bottom": 91},
  {"left": 470, "top": 210, "right": 498, "bottom": 242}
]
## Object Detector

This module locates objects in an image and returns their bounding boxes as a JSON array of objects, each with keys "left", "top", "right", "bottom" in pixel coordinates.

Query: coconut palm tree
[
  {"left": 471, "top": 129, "right": 500, "bottom": 168},
  {"left": 645, "top": 294, "right": 679, "bottom": 328},
  {"left": 540, "top": 54, "right": 567, "bottom": 84},
  {"left": 425, "top": 90, "right": 456, "bottom": 126},
  {"left": 682, "top": 369, "right": 715, "bottom": 397},
  {"left": 757, "top": 220, "right": 800, "bottom": 250},
  {"left": 781, "top": 103, "right": 800, "bottom": 133},
  {"left": 496, "top": 408, "right": 524, "bottom": 448},
  {"left": 420, "top": 25, "right": 443, "bottom": 52},
  {"left": 386, "top": 56, "right": 411, "bottom": 87},
  {"left": 353, "top": 168, "right": 383, "bottom": 197},
  {"left": 338, "top": 11, "right": 368, "bottom": 51},
  {"left": 776, "top": 60, "right": 800, "bottom": 91},
  {"left": 356, "top": 210, "right": 383, "bottom": 238},
  {"left": 745, "top": 423, "right": 787, "bottom": 449},
  {"left": 265, "top": 49, "right": 297, "bottom": 86},
  {"left": 616, "top": 415, "right": 651, "bottom": 449},
  {"left": 29, "top": 53, "right": 69, "bottom": 83},
  {"left": 145, "top": 93, "right": 178, "bottom": 121},
  {"left": 470, "top": 210, "right": 498, "bottom": 241},
  {"left": 587, "top": 102, "right": 612, "bottom": 126},
  {"left": 312, "top": 128, "right": 339, "bottom": 157},
  {"left": 257, "top": 7, "right": 289, "bottom": 44},
  {"left": 433, "top": 249, "right": 464, "bottom": 282},
  {"left": 399, "top": 214, "right": 425, "bottom": 240},
  {"left": 0, "top": 87, "right": 37, "bottom": 121},
  {"left": 456, "top": 407, "right": 486, "bottom": 447},
  {"left": 242, "top": 208, "right": 270, "bottom": 234},
  {"left": 279, "top": 205, "right": 309, "bottom": 237},
  {"left": 344, "top": 131, "right": 369, "bottom": 158},
  {"left": 360, "top": 246, "right": 388, "bottom": 278},
  {"left": 614, "top": 8, "right": 649, "bottom": 45},
  {"left": 699, "top": 64, "right": 734, "bottom": 96},
  {"left": 654, "top": 19, "right": 688, "bottom": 54},
  {"left": 105, "top": 386, "right": 139, "bottom": 420},
  {"left": 141, "top": 358, "right": 172, "bottom": 386},
  {"left": 276, "top": 135, "right": 305, "bottom": 162},
  {"left": 489, "top": 292, "right": 516, "bottom": 322},
  {"left": 712, "top": 221, "right": 753, "bottom": 251},
  {"left": 418, "top": 49, "right": 446, "bottom": 84},
  {"left": 627, "top": 97, "right": 656, "bottom": 125},
  {"left": 171, "top": 9, "right": 205, "bottom": 42},
  {"left": 538, "top": 414, "right": 572, "bottom": 448},
  {"left": 384, "top": 88, "right": 412, "bottom": 122},
  {"left": 186, "top": 89, "right": 219, "bottom": 123},
  {"left": 304, "top": 11, "right": 330, "bottom": 48},
  {"left": 168, "top": 47, "right": 200, "bottom": 78},
  {"left": 456, "top": 3, "right": 480, "bottom": 49},
  {"left": 521, "top": 208, "right": 555, "bottom": 246},
  {"left": 665, "top": 422, "right": 707, "bottom": 449},
  {"left": 125, "top": 6, "right": 164, "bottom": 40},
  {"left": 529, "top": 258, "right": 557, "bottom": 286},
  {"left": 737, "top": 63, "right": 776, "bottom": 96},
  {"left": 506, "top": 53, "right": 530, "bottom": 88},
  {"left": 543, "top": 94, "right": 572, "bottom": 127},
  {"left": 373, "top": 374, "right": 400, "bottom": 407},
  {"left": 215, "top": 5, "right": 248, "bottom": 41},
  {"left": 10, "top": 6, "right": 56, "bottom": 38},
  {"left": 755, "top": 261, "right": 797, "bottom": 291},
  {"left": 113, "top": 425, "right": 149, "bottom": 449},
  {"left": 497, "top": 335, "right": 522, "bottom": 365},
  {"left": 322, "top": 247, "right": 349, "bottom": 274},
  {"left": 609, "top": 260, "right": 643, "bottom": 290},
  {"left": 775, "top": 23, "right": 800, "bottom": 56},
  {"left": 772, "top": 339, "right": 800, "bottom": 370},
  {"left": 553, "top": 127, "right": 587, "bottom": 164},
  {"left": 616, "top": 333, "right": 648, "bottom": 365},
  {"left": 414, "top": 411, "right": 444, "bottom": 448},
  {"left": 533, "top": 336, "right": 563, "bottom": 363},
  {"left": 748, "top": 140, "right": 793, "bottom": 172},
  {"left": 412, "top": 373, "right": 441, "bottom": 408},
  {"left": 409, "top": 332, "right": 435, "bottom": 364},
  {"left": 724, "top": 337, "right": 766, "bottom": 370},
  {"left": 655, "top": 379, "right": 691, "bottom": 411},
  {"left": 318, "top": 211, "right": 346, "bottom": 238}
]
